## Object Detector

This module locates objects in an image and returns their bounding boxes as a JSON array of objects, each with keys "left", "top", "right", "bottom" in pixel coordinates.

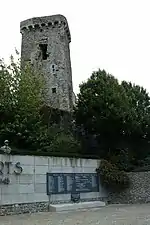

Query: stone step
[{"left": 49, "top": 201, "right": 106, "bottom": 212}]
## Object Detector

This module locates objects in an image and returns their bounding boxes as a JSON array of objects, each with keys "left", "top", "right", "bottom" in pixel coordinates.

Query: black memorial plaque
[{"left": 46, "top": 173, "right": 99, "bottom": 195}]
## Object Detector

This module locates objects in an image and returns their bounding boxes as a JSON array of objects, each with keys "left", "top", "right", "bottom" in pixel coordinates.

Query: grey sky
[{"left": 0, "top": 0, "right": 150, "bottom": 94}]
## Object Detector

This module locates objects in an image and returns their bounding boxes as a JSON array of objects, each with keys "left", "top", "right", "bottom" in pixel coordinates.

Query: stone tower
[{"left": 20, "top": 15, "right": 74, "bottom": 112}]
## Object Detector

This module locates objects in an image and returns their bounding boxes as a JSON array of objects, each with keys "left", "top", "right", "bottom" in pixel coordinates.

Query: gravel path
[{"left": 0, "top": 204, "right": 150, "bottom": 225}]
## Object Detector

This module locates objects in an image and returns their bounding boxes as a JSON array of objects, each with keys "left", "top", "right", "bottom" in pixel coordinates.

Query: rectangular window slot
[
  {"left": 52, "top": 88, "right": 56, "bottom": 93},
  {"left": 39, "top": 44, "right": 48, "bottom": 60}
]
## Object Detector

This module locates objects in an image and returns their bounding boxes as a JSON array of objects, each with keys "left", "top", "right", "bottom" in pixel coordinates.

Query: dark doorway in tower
[{"left": 39, "top": 44, "right": 48, "bottom": 60}]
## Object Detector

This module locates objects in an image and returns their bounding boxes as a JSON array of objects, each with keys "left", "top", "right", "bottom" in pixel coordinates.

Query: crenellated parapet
[
  {"left": 20, "top": 14, "right": 73, "bottom": 112},
  {"left": 20, "top": 14, "right": 71, "bottom": 42}
]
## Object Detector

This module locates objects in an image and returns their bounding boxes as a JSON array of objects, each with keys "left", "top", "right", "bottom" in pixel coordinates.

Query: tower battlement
[
  {"left": 20, "top": 15, "right": 71, "bottom": 42},
  {"left": 20, "top": 14, "right": 74, "bottom": 112}
]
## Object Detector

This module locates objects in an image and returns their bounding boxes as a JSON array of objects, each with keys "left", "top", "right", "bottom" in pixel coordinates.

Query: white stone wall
[{"left": 0, "top": 154, "right": 107, "bottom": 205}]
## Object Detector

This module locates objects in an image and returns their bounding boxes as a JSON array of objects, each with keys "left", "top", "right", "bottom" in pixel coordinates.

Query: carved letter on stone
[
  {"left": 5, "top": 162, "right": 12, "bottom": 174},
  {"left": 14, "top": 162, "right": 23, "bottom": 175}
]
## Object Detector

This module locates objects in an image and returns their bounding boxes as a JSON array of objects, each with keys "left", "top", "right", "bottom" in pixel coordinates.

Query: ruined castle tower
[{"left": 20, "top": 15, "right": 74, "bottom": 112}]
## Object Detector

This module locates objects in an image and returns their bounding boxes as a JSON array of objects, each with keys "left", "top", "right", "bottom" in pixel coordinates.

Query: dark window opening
[
  {"left": 29, "top": 25, "right": 32, "bottom": 30},
  {"left": 39, "top": 44, "right": 48, "bottom": 60},
  {"left": 54, "top": 21, "right": 59, "bottom": 26},
  {"left": 52, "top": 64, "right": 59, "bottom": 73},
  {"left": 52, "top": 65, "right": 55, "bottom": 72},
  {"left": 35, "top": 24, "right": 39, "bottom": 29},
  {"left": 52, "top": 88, "right": 56, "bottom": 93}
]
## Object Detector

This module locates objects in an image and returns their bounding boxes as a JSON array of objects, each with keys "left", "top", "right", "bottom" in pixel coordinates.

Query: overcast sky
[{"left": 0, "top": 0, "right": 150, "bottom": 94}]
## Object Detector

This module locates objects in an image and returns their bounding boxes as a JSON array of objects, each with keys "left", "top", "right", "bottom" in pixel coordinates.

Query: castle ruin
[{"left": 20, "top": 15, "right": 75, "bottom": 112}]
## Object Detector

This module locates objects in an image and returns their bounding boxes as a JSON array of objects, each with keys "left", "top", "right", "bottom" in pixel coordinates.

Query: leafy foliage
[
  {"left": 96, "top": 160, "right": 130, "bottom": 191},
  {"left": 1, "top": 55, "right": 150, "bottom": 168},
  {"left": 74, "top": 69, "right": 150, "bottom": 169},
  {"left": 49, "top": 127, "right": 81, "bottom": 154},
  {"left": 0, "top": 56, "right": 46, "bottom": 149},
  {"left": 0, "top": 56, "right": 80, "bottom": 155},
  {"left": 120, "top": 81, "right": 150, "bottom": 160}
]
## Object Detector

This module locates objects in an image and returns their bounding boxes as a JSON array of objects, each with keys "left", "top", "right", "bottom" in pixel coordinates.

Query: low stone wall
[
  {"left": 108, "top": 171, "right": 150, "bottom": 204},
  {"left": 0, "top": 202, "right": 49, "bottom": 216},
  {"left": 0, "top": 154, "right": 108, "bottom": 215}
]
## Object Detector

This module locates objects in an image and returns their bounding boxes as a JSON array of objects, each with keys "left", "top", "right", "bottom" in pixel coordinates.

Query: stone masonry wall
[
  {"left": 108, "top": 171, "right": 150, "bottom": 204},
  {"left": 0, "top": 154, "right": 106, "bottom": 215},
  {"left": 20, "top": 15, "right": 74, "bottom": 112},
  {"left": 0, "top": 202, "right": 49, "bottom": 216}
]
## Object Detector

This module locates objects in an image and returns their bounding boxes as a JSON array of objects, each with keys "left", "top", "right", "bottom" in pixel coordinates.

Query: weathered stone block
[
  {"left": 50, "top": 194, "right": 70, "bottom": 203},
  {"left": 49, "top": 201, "right": 105, "bottom": 212},
  {"left": 69, "top": 158, "right": 77, "bottom": 167},
  {"left": 35, "top": 174, "right": 46, "bottom": 183},
  {"left": 1, "top": 184, "right": 34, "bottom": 195},
  {"left": 19, "top": 174, "right": 34, "bottom": 184},
  {"left": 79, "top": 159, "right": 98, "bottom": 168},
  {"left": 74, "top": 167, "right": 84, "bottom": 173},
  {"left": 82, "top": 167, "right": 96, "bottom": 173},
  {"left": 49, "top": 166, "right": 74, "bottom": 173},
  {"left": 1, "top": 193, "right": 33, "bottom": 204},
  {"left": 34, "top": 183, "right": 46, "bottom": 193},
  {"left": 80, "top": 192, "right": 99, "bottom": 200},
  {"left": 13, "top": 155, "right": 34, "bottom": 165},
  {"left": 35, "top": 165, "right": 48, "bottom": 174},
  {"left": 49, "top": 157, "right": 62, "bottom": 166},
  {"left": 35, "top": 156, "right": 48, "bottom": 165},
  {"left": 21, "top": 165, "right": 34, "bottom": 175},
  {"left": 19, "top": 184, "right": 34, "bottom": 194},
  {"left": 0, "top": 155, "right": 34, "bottom": 165},
  {"left": 50, "top": 167, "right": 64, "bottom": 173},
  {"left": 9, "top": 175, "right": 20, "bottom": 184},
  {"left": 60, "top": 158, "right": 70, "bottom": 167},
  {"left": 1, "top": 184, "right": 19, "bottom": 195},
  {"left": 2, "top": 194, "right": 19, "bottom": 204},
  {"left": 88, "top": 159, "right": 99, "bottom": 168},
  {"left": 75, "top": 158, "right": 83, "bottom": 167},
  {"left": 33, "top": 193, "right": 48, "bottom": 202},
  {"left": 61, "top": 167, "right": 73, "bottom": 173}
]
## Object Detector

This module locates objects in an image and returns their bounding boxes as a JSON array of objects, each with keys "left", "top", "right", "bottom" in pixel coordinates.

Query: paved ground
[{"left": 0, "top": 204, "right": 150, "bottom": 225}]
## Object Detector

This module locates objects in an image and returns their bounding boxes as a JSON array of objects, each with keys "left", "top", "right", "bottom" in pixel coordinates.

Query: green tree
[
  {"left": 49, "top": 125, "right": 81, "bottom": 155},
  {"left": 74, "top": 69, "right": 150, "bottom": 168},
  {"left": 0, "top": 56, "right": 49, "bottom": 150},
  {"left": 120, "top": 81, "right": 150, "bottom": 161},
  {"left": 0, "top": 55, "right": 81, "bottom": 156}
]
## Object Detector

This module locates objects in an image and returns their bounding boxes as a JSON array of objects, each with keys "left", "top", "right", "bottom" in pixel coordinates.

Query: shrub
[
  {"left": 96, "top": 159, "right": 130, "bottom": 191},
  {"left": 50, "top": 131, "right": 81, "bottom": 154}
]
